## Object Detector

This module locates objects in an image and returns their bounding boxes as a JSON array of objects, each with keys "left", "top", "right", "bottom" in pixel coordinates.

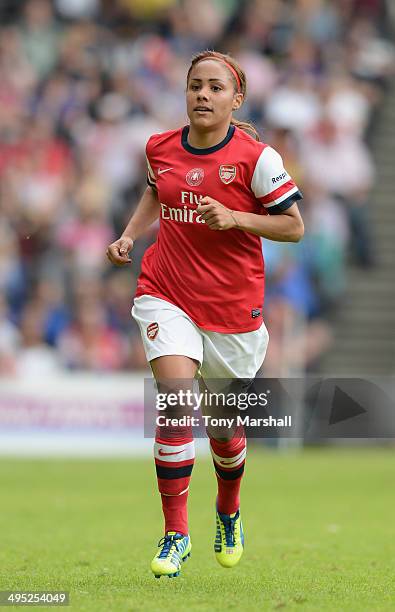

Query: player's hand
[
  {"left": 106, "top": 236, "right": 133, "bottom": 265},
  {"left": 197, "top": 197, "right": 238, "bottom": 230}
]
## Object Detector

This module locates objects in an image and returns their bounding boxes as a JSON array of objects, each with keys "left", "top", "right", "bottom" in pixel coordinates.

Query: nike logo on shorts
[{"left": 158, "top": 168, "right": 173, "bottom": 175}]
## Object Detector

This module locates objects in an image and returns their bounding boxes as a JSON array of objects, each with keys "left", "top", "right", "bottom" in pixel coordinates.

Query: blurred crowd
[{"left": 0, "top": 0, "right": 394, "bottom": 377}]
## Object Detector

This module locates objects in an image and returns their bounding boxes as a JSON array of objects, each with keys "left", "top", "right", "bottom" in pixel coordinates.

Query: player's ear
[{"left": 232, "top": 93, "right": 244, "bottom": 111}]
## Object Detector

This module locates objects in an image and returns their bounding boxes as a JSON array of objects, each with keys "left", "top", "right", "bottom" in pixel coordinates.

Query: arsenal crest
[
  {"left": 147, "top": 322, "right": 159, "bottom": 340},
  {"left": 219, "top": 165, "right": 236, "bottom": 184}
]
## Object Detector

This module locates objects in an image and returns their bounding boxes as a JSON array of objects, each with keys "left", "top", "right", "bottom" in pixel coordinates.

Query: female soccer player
[{"left": 106, "top": 50, "right": 304, "bottom": 578}]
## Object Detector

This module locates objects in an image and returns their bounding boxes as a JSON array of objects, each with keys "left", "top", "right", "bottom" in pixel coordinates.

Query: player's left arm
[
  {"left": 228, "top": 200, "right": 304, "bottom": 242},
  {"left": 198, "top": 145, "right": 304, "bottom": 242},
  {"left": 197, "top": 197, "right": 304, "bottom": 242}
]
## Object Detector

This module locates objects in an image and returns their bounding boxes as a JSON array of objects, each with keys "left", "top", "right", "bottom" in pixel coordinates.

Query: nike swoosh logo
[
  {"left": 158, "top": 168, "right": 173, "bottom": 175},
  {"left": 158, "top": 448, "right": 183, "bottom": 456},
  {"left": 219, "top": 458, "right": 240, "bottom": 466}
]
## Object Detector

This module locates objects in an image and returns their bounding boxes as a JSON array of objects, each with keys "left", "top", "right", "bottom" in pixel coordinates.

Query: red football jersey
[{"left": 135, "top": 125, "right": 302, "bottom": 333}]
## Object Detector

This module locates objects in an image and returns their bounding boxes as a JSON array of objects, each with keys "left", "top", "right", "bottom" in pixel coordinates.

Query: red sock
[
  {"left": 209, "top": 426, "right": 246, "bottom": 515},
  {"left": 154, "top": 425, "right": 195, "bottom": 536}
]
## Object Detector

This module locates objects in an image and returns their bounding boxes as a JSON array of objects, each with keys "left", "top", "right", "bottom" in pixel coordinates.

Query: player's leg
[
  {"left": 202, "top": 383, "right": 247, "bottom": 568},
  {"left": 150, "top": 355, "right": 198, "bottom": 577},
  {"left": 200, "top": 322, "right": 269, "bottom": 567},
  {"left": 210, "top": 423, "right": 247, "bottom": 568},
  {"left": 151, "top": 355, "right": 197, "bottom": 532},
  {"left": 132, "top": 296, "right": 202, "bottom": 577}
]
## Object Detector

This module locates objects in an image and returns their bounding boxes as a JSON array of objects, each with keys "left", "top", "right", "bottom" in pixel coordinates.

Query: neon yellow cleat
[
  {"left": 214, "top": 509, "right": 244, "bottom": 568},
  {"left": 151, "top": 532, "right": 191, "bottom": 578}
]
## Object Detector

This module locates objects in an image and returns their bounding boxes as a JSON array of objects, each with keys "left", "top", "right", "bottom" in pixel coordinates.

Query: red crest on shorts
[
  {"left": 219, "top": 165, "right": 236, "bottom": 184},
  {"left": 186, "top": 168, "right": 204, "bottom": 186},
  {"left": 147, "top": 322, "right": 159, "bottom": 340}
]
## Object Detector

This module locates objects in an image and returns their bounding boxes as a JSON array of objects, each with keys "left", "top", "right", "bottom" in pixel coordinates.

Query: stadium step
[{"left": 320, "top": 78, "right": 395, "bottom": 376}]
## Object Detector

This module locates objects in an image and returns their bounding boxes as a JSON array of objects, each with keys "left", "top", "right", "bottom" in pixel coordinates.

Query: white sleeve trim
[
  {"left": 251, "top": 146, "right": 291, "bottom": 200},
  {"left": 146, "top": 155, "right": 156, "bottom": 184},
  {"left": 265, "top": 185, "right": 299, "bottom": 207}
]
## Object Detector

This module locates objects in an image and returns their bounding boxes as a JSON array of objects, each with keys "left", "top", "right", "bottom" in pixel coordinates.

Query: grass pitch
[{"left": 0, "top": 447, "right": 394, "bottom": 611}]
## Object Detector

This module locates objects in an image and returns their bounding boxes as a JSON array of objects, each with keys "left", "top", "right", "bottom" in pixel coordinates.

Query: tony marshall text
[{"left": 156, "top": 415, "right": 292, "bottom": 428}]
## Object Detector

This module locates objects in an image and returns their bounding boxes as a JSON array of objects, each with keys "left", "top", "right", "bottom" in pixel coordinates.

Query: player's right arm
[{"left": 106, "top": 185, "right": 160, "bottom": 266}]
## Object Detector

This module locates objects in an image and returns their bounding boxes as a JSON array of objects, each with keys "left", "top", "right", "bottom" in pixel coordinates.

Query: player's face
[{"left": 186, "top": 60, "right": 243, "bottom": 132}]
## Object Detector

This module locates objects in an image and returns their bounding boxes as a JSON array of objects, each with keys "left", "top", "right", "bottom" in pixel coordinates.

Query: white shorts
[{"left": 131, "top": 295, "right": 269, "bottom": 380}]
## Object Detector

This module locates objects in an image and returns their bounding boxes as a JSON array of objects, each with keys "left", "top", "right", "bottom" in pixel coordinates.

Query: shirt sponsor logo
[
  {"left": 181, "top": 191, "right": 202, "bottom": 205},
  {"left": 147, "top": 322, "right": 159, "bottom": 340},
  {"left": 272, "top": 172, "right": 287, "bottom": 184},
  {"left": 219, "top": 164, "right": 236, "bottom": 184},
  {"left": 161, "top": 203, "right": 205, "bottom": 224},
  {"left": 161, "top": 191, "right": 206, "bottom": 224},
  {"left": 186, "top": 168, "right": 204, "bottom": 186}
]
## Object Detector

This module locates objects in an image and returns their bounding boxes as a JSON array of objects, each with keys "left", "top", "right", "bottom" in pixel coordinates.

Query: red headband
[{"left": 196, "top": 57, "right": 242, "bottom": 93}]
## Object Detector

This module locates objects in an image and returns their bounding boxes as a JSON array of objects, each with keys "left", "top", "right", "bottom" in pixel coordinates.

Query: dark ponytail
[
  {"left": 230, "top": 118, "right": 260, "bottom": 141},
  {"left": 187, "top": 50, "right": 260, "bottom": 142}
]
